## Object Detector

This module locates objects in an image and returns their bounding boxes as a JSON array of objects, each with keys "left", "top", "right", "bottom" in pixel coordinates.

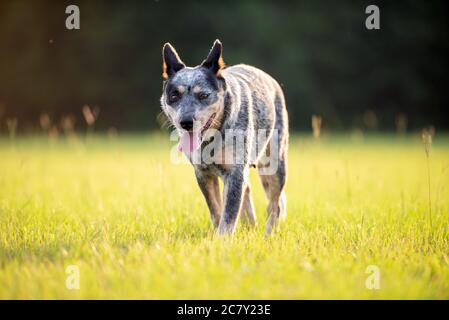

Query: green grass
[{"left": 0, "top": 133, "right": 448, "bottom": 299}]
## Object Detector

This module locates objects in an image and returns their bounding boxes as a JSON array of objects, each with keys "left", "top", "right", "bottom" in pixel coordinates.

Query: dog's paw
[{"left": 217, "top": 221, "right": 235, "bottom": 236}]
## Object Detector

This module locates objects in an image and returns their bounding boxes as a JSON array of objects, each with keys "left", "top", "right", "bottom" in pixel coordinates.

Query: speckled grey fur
[{"left": 160, "top": 40, "right": 289, "bottom": 236}]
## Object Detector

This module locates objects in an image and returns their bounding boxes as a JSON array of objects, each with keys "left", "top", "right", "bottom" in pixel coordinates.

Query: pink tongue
[{"left": 178, "top": 131, "right": 200, "bottom": 153}]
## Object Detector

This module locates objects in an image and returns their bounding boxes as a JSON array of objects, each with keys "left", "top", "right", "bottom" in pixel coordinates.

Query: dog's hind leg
[
  {"left": 240, "top": 184, "right": 257, "bottom": 227},
  {"left": 259, "top": 158, "right": 287, "bottom": 235},
  {"left": 258, "top": 90, "right": 288, "bottom": 235},
  {"left": 195, "top": 170, "right": 222, "bottom": 228}
]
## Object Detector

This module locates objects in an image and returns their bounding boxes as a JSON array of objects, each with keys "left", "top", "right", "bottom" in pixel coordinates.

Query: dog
[{"left": 160, "top": 40, "right": 288, "bottom": 236}]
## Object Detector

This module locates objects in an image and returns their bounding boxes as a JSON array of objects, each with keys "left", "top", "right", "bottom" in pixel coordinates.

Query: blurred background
[{"left": 0, "top": 0, "right": 448, "bottom": 134}]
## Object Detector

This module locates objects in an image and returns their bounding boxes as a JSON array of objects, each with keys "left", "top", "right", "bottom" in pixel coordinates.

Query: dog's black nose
[{"left": 180, "top": 118, "right": 194, "bottom": 131}]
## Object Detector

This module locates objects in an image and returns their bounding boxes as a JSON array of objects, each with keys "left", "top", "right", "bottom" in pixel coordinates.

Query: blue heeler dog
[{"left": 160, "top": 40, "right": 288, "bottom": 236}]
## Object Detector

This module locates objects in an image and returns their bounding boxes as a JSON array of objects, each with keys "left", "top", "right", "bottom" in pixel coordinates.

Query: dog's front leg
[
  {"left": 195, "top": 170, "right": 222, "bottom": 228},
  {"left": 218, "top": 167, "right": 247, "bottom": 235}
]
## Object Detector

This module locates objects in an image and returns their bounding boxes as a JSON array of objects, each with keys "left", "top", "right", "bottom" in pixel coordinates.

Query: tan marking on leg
[
  {"left": 240, "top": 185, "right": 257, "bottom": 227},
  {"left": 196, "top": 172, "right": 222, "bottom": 228},
  {"left": 205, "top": 178, "right": 222, "bottom": 228},
  {"left": 259, "top": 170, "right": 286, "bottom": 236}
]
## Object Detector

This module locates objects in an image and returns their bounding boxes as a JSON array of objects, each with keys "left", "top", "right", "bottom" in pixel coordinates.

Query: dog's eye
[
  {"left": 169, "top": 91, "right": 181, "bottom": 103},
  {"left": 198, "top": 92, "right": 209, "bottom": 100}
]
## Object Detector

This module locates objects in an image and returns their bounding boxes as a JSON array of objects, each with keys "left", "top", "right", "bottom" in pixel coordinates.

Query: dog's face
[{"left": 160, "top": 40, "right": 226, "bottom": 153}]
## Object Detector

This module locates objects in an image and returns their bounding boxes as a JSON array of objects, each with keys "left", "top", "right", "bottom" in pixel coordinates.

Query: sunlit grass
[{"left": 0, "top": 133, "right": 448, "bottom": 299}]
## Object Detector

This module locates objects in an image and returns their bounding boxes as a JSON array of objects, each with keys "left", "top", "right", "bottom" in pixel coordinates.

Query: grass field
[{"left": 0, "top": 133, "right": 448, "bottom": 299}]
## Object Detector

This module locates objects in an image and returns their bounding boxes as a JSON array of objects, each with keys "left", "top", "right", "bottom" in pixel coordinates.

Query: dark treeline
[{"left": 0, "top": 0, "right": 448, "bottom": 132}]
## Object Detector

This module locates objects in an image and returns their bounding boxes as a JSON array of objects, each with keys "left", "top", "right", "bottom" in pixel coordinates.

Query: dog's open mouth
[{"left": 178, "top": 113, "right": 216, "bottom": 153}]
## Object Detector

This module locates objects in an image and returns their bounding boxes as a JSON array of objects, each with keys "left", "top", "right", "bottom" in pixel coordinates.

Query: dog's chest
[{"left": 194, "top": 163, "right": 228, "bottom": 178}]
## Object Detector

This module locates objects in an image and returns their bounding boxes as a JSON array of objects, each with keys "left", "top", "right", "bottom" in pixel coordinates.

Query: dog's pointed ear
[
  {"left": 162, "top": 43, "right": 185, "bottom": 80},
  {"left": 201, "top": 39, "right": 225, "bottom": 76}
]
